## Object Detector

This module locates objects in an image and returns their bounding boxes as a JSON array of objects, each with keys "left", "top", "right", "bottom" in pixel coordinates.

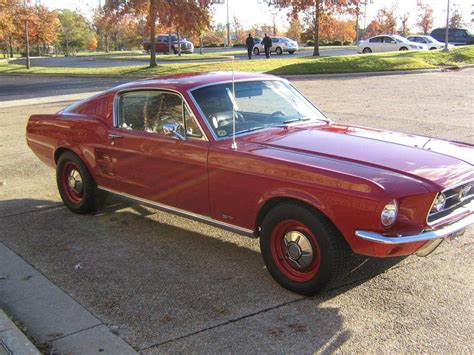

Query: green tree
[{"left": 58, "top": 9, "right": 95, "bottom": 55}]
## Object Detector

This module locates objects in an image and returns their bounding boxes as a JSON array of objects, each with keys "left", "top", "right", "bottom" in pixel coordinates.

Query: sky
[{"left": 38, "top": 0, "right": 473, "bottom": 32}]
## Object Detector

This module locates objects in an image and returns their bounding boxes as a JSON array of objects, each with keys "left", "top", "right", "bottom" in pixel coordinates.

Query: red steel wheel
[
  {"left": 62, "top": 161, "right": 84, "bottom": 204},
  {"left": 270, "top": 219, "right": 321, "bottom": 283},
  {"left": 56, "top": 151, "right": 106, "bottom": 214},
  {"left": 260, "top": 202, "right": 351, "bottom": 295}
]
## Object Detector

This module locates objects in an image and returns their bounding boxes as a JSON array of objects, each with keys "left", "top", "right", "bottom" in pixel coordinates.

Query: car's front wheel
[
  {"left": 275, "top": 47, "right": 283, "bottom": 55},
  {"left": 260, "top": 202, "right": 350, "bottom": 295},
  {"left": 362, "top": 47, "right": 372, "bottom": 54},
  {"left": 288, "top": 50, "right": 295, "bottom": 54},
  {"left": 399, "top": 47, "right": 408, "bottom": 51},
  {"left": 253, "top": 47, "right": 260, "bottom": 55},
  {"left": 56, "top": 151, "right": 105, "bottom": 214}
]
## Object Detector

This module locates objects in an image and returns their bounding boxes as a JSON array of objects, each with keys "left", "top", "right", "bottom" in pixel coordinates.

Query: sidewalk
[
  {"left": 0, "top": 309, "right": 39, "bottom": 355},
  {"left": 0, "top": 242, "right": 137, "bottom": 354}
]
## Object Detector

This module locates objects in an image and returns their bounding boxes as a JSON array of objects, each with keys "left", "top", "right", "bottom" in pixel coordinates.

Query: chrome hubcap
[
  {"left": 67, "top": 169, "right": 83, "bottom": 194},
  {"left": 283, "top": 231, "right": 314, "bottom": 269}
]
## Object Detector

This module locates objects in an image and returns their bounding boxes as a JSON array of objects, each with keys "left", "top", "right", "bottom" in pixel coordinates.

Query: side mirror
[{"left": 162, "top": 123, "right": 186, "bottom": 140}]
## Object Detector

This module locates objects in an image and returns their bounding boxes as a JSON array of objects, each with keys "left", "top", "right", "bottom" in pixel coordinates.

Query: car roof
[{"left": 109, "top": 72, "right": 282, "bottom": 93}]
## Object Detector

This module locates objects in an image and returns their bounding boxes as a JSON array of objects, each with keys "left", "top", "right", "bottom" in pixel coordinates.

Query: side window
[
  {"left": 272, "top": 38, "right": 278, "bottom": 43},
  {"left": 117, "top": 91, "right": 202, "bottom": 138},
  {"left": 184, "top": 106, "right": 203, "bottom": 138},
  {"left": 117, "top": 91, "right": 203, "bottom": 139},
  {"left": 369, "top": 37, "right": 382, "bottom": 43},
  {"left": 456, "top": 30, "right": 467, "bottom": 38},
  {"left": 383, "top": 37, "right": 395, "bottom": 43}
]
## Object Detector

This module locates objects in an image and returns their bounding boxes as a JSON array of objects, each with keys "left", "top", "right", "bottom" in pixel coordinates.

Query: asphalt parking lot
[{"left": 0, "top": 69, "right": 473, "bottom": 353}]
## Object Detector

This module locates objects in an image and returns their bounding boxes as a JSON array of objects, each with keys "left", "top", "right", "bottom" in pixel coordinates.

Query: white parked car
[
  {"left": 406, "top": 35, "right": 454, "bottom": 50},
  {"left": 357, "top": 35, "right": 428, "bottom": 54},
  {"left": 253, "top": 36, "right": 298, "bottom": 55}
]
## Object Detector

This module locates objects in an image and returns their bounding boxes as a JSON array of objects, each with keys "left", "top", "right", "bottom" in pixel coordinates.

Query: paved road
[
  {"left": 0, "top": 75, "right": 129, "bottom": 101},
  {"left": 9, "top": 48, "right": 356, "bottom": 68},
  {"left": 0, "top": 70, "right": 473, "bottom": 353}
]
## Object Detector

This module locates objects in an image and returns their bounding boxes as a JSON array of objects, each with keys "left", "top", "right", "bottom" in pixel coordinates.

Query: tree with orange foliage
[
  {"left": 105, "top": 0, "right": 210, "bottom": 67},
  {"left": 286, "top": 16, "right": 303, "bottom": 42},
  {"left": 366, "top": 20, "right": 383, "bottom": 37},
  {"left": 366, "top": 8, "right": 396, "bottom": 37},
  {"left": 31, "top": 5, "right": 60, "bottom": 55},
  {"left": 416, "top": 4, "right": 433, "bottom": 35},
  {"left": 264, "top": 0, "right": 360, "bottom": 56},
  {"left": 0, "top": 0, "right": 22, "bottom": 57}
]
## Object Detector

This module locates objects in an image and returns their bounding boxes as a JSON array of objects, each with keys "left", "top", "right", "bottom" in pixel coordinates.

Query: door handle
[{"left": 108, "top": 133, "right": 123, "bottom": 139}]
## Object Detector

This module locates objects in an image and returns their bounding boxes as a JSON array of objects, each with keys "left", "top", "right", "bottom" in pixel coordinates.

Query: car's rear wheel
[
  {"left": 57, "top": 151, "right": 105, "bottom": 214},
  {"left": 430, "top": 47, "right": 437, "bottom": 50},
  {"left": 260, "top": 202, "right": 350, "bottom": 295},
  {"left": 362, "top": 47, "right": 372, "bottom": 54},
  {"left": 276, "top": 47, "right": 283, "bottom": 55},
  {"left": 399, "top": 47, "right": 408, "bottom": 51},
  {"left": 253, "top": 47, "right": 260, "bottom": 55}
]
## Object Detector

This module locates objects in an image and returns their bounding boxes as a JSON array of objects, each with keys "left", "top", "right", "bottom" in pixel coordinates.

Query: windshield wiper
[
  {"left": 282, "top": 117, "right": 311, "bottom": 124},
  {"left": 233, "top": 126, "right": 266, "bottom": 135}
]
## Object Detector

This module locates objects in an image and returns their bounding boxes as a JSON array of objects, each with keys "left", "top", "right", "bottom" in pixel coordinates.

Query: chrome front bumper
[{"left": 355, "top": 213, "right": 473, "bottom": 245}]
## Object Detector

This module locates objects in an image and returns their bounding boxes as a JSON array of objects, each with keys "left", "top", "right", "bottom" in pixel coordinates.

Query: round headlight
[
  {"left": 381, "top": 199, "right": 398, "bottom": 227},
  {"left": 431, "top": 193, "right": 446, "bottom": 213}
]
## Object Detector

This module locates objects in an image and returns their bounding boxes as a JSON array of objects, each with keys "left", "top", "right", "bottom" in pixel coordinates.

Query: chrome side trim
[
  {"left": 97, "top": 186, "right": 256, "bottom": 237},
  {"left": 356, "top": 211, "right": 473, "bottom": 245}
]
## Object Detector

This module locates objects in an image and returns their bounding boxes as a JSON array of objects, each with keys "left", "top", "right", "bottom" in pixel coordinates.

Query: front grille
[{"left": 428, "top": 181, "right": 473, "bottom": 223}]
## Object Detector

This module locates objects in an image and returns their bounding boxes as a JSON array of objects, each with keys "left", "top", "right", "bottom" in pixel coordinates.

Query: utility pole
[
  {"left": 271, "top": 11, "right": 277, "bottom": 36},
  {"left": 226, "top": 0, "right": 230, "bottom": 47},
  {"left": 444, "top": 0, "right": 450, "bottom": 52},
  {"left": 24, "top": 0, "right": 30, "bottom": 69}
]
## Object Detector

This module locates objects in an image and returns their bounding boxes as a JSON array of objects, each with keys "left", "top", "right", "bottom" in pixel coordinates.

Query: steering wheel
[
  {"left": 209, "top": 111, "right": 245, "bottom": 129},
  {"left": 270, "top": 111, "right": 286, "bottom": 118}
]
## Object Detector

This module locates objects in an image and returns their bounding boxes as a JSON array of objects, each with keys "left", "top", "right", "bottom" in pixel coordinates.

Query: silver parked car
[
  {"left": 253, "top": 36, "right": 298, "bottom": 55},
  {"left": 357, "top": 35, "right": 428, "bottom": 54},
  {"left": 406, "top": 35, "right": 454, "bottom": 50}
]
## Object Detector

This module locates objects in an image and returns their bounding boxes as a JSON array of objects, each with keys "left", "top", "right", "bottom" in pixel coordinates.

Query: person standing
[
  {"left": 245, "top": 34, "right": 255, "bottom": 60},
  {"left": 262, "top": 34, "right": 273, "bottom": 59}
]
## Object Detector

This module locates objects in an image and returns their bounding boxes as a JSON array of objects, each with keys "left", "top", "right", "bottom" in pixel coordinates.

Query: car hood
[{"left": 242, "top": 123, "right": 474, "bottom": 190}]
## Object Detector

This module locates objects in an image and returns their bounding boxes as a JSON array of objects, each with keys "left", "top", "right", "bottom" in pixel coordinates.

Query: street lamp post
[
  {"left": 226, "top": 0, "right": 230, "bottom": 47},
  {"left": 24, "top": 0, "right": 30, "bottom": 69},
  {"left": 444, "top": 0, "right": 450, "bottom": 52}
]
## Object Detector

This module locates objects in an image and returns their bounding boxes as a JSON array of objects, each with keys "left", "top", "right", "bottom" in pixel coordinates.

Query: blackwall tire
[
  {"left": 260, "top": 202, "right": 351, "bottom": 295},
  {"left": 56, "top": 151, "right": 106, "bottom": 214}
]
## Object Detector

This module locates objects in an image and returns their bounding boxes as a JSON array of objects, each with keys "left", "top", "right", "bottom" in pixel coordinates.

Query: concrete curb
[
  {"left": 0, "top": 309, "right": 40, "bottom": 355},
  {"left": 1, "top": 64, "right": 473, "bottom": 81},
  {"left": 0, "top": 242, "right": 137, "bottom": 354}
]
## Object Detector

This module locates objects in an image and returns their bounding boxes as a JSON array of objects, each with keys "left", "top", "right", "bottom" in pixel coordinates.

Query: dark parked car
[
  {"left": 143, "top": 34, "right": 194, "bottom": 54},
  {"left": 430, "top": 28, "right": 474, "bottom": 46}
]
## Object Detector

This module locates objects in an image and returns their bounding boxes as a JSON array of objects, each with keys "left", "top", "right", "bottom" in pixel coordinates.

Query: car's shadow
[{"left": 1, "top": 197, "right": 405, "bottom": 352}]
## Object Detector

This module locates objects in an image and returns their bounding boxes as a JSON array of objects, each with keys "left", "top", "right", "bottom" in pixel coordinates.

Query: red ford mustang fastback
[{"left": 26, "top": 72, "right": 473, "bottom": 295}]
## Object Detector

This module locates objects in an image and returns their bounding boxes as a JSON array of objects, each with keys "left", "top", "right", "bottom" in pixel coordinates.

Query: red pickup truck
[{"left": 143, "top": 34, "right": 194, "bottom": 54}]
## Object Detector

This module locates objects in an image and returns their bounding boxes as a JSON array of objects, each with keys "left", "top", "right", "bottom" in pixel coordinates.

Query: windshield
[
  {"left": 393, "top": 35, "right": 410, "bottom": 43},
  {"left": 191, "top": 80, "right": 328, "bottom": 139},
  {"left": 424, "top": 36, "right": 437, "bottom": 43}
]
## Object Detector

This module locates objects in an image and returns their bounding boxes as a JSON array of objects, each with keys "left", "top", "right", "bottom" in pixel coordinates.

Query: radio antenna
[{"left": 231, "top": 55, "right": 237, "bottom": 150}]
